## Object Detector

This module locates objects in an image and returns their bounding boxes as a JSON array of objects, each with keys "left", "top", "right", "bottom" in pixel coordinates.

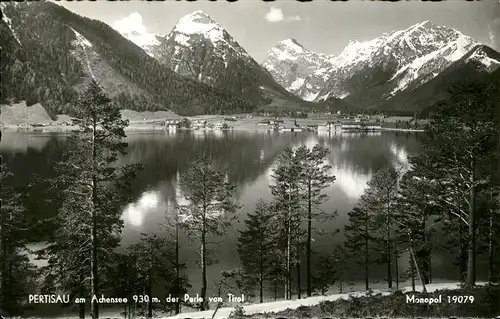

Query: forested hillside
[{"left": 0, "top": 2, "right": 255, "bottom": 116}]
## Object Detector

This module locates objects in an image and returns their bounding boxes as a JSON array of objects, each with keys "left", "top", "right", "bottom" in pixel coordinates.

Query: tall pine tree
[
  {"left": 413, "top": 81, "right": 498, "bottom": 288},
  {"left": 237, "top": 199, "right": 274, "bottom": 303},
  {"left": 178, "top": 153, "right": 240, "bottom": 311},
  {"left": 0, "top": 164, "right": 32, "bottom": 316},
  {"left": 270, "top": 147, "right": 303, "bottom": 300},
  {"left": 344, "top": 206, "right": 377, "bottom": 291},
  {"left": 360, "top": 165, "right": 399, "bottom": 289},
  {"left": 295, "top": 144, "right": 336, "bottom": 297},
  {"left": 41, "top": 79, "right": 141, "bottom": 319}
]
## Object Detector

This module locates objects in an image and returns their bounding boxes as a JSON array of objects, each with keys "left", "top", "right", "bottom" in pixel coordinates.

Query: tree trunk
[
  {"left": 364, "top": 215, "right": 369, "bottom": 291},
  {"left": 386, "top": 206, "right": 392, "bottom": 289},
  {"left": 428, "top": 250, "right": 432, "bottom": 284},
  {"left": 175, "top": 211, "right": 181, "bottom": 315},
  {"left": 259, "top": 245, "right": 264, "bottom": 303},
  {"left": 465, "top": 156, "right": 476, "bottom": 288},
  {"left": 0, "top": 209, "right": 6, "bottom": 311},
  {"left": 421, "top": 214, "right": 430, "bottom": 284},
  {"left": 395, "top": 244, "right": 399, "bottom": 290},
  {"left": 410, "top": 255, "right": 416, "bottom": 292},
  {"left": 297, "top": 245, "right": 301, "bottom": 299},
  {"left": 488, "top": 212, "right": 495, "bottom": 283},
  {"left": 79, "top": 271, "right": 85, "bottom": 319},
  {"left": 339, "top": 269, "right": 343, "bottom": 293},
  {"left": 459, "top": 226, "right": 467, "bottom": 282},
  {"left": 90, "top": 122, "right": 99, "bottom": 319},
  {"left": 274, "top": 271, "right": 278, "bottom": 301},
  {"left": 201, "top": 210, "right": 208, "bottom": 311},
  {"left": 147, "top": 278, "right": 153, "bottom": 319},
  {"left": 286, "top": 190, "right": 291, "bottom": 300},
  {"left": 306, "top": 182, "right": 312, "bottom": 297},
  {"left": 409, "top": 232, "right": 427, "bottom": 293}
]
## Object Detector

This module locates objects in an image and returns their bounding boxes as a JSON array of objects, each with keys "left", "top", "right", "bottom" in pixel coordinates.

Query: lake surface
[{"left": 1, "top": 130, "right": 486, "bottom": 311}]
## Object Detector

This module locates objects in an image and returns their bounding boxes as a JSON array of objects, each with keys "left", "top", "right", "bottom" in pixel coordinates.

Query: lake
[{"left": 1, "top": 130, "right": 485, "bottom": 315}]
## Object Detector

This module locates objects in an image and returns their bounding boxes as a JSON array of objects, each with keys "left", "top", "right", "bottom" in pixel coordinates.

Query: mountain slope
[
  {"left": 149, "top": 10, "right": 313, "bottom": 109},
  {"left": 262, "top": 38, "right": 335, "bottom": 100},
  {"left": 264, "top": 21, "right": 480, "bottom": 110},
  {"left": 0, "top": 2, "right": 255, "bottom": 116},
  {"left": 376, "top": 45, "right": 500, "bottom": 113}
]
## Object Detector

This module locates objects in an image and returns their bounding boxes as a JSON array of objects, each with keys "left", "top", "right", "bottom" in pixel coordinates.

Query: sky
[{"left": 55, "top": 0, "right": 500, "bottom": 62}]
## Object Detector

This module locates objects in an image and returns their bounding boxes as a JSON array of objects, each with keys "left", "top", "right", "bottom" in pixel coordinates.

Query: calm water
[{"left": 1, "top": 130, "right": 484, "bottom": 314}]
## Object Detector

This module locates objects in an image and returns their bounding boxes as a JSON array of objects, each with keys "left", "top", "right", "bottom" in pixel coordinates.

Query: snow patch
[
  {"left": 288, "top": 77, "right": 305, "bottom": 91},
  {"left": 2, "top": 12, "right": 21, "bottom": 45},
  {"left": 70, "top": 28, "right": 95, "bottom": 78},
  {"left": 175, "top": 33, "right": 190, "bottom": 46},
  {"left": 280, "top": 38, "right": 304, "bottom": 53},
  {"left": 446, "top": 35, "right": 474, "bottom": 62},
  {"left": 71, "top": 28, "right": 93, "bottom": 48},
  {"left": 303, "top": 91, "right": 320, "bottom": 101},
  {"left": 274, "top": 48, "right": 298, "bottom": 61},
  {"left": 331, "top": 37, "right": 385, "bottom": 68},
  {"left": 403, "top": 34, "right": 417, "bottom": 52},
  {"left": 467, "top": 48, "right": 500, "bottom": 71}
]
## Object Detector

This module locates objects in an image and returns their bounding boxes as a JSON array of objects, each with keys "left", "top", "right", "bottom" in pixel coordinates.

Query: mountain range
[
  {"left": 263, "top": 21, "right": 500, "bottom": 112},
  {"left": 2, "top": 1, "right": 499, "bottom": 117}
]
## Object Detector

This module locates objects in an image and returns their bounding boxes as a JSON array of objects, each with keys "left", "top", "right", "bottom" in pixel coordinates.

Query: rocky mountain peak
[
  {"left": 172, "top": 10, "right": 225, "bottom": 41},
  {"left": 279, "top": 38, "right": 305, "bottom": 51},
  {"left": 465, "top": 45, "right": 500, "bottom": 72}
]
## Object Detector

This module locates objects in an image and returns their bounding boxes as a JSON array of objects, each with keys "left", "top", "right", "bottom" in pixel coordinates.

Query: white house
[{"left": 193, "top": 120, "right": 207, "bottom": 128}]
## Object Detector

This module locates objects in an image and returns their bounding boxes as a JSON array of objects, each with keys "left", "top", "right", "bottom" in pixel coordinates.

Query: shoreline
[{"left": 0, "top": 125, "right": 425, "bottom": 133}]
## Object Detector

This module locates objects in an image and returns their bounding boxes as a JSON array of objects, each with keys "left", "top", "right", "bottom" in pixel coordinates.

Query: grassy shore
[{"left": 1, "top": 110, "right": 426, "bottom": 133}]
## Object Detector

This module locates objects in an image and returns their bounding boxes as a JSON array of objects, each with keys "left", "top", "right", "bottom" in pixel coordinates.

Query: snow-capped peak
[
  {"left": 331, "top": 37, "right": 385, "bottom": 67},
  {"left": 279, "top": 38, "right": 305, "bottom": 52},
  {"left": 466, "top": 46, "right": 500, "bottom": 72},
  {"left": 264, "top": 19, "right": 484, "bottom": 103},
  {"left": 172, "top": 10, "right": 225, "bottom": 43}
]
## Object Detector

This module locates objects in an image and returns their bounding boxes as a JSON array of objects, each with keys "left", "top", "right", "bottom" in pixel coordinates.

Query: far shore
[{"left": 1, "top": 114, "right": 425, "bottom": 134}]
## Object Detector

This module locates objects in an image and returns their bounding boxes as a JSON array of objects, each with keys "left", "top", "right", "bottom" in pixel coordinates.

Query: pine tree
[
  {"left": 332, "top": 245, "right": 347, "bottom": 293},
  {"left": 344, "top": 206, "right": 376, "bottom": 291},
  {"left": 360, "top": 165, "right": 399, "bottom": 289},
  {"left": 0, "top": 164, "right": 32, "bottom": 316},
  {"left": 107, "top": 252, "right": 140, "bottom": 319},
  {"left": 269, "top": 147, "right": 304, "bottom": 300},
  {"left": 396, "top": 168, "right": 437, "bottom": 286},
  {"left": 41, "top": 79, "right": 141, "bottom": 319},
  {"left": 162, "top": 196, "right": 191, "bottom": 315},
  {"left": 312, "top": 254, "right": 336, "bottom": 296},
  {"left": 127, "top": 234, "right": 176, "bottom": 319},
  {"left": 178, "top": 154, "right": 240, "bottom": 311},
  {"left": 237, "top": 199, "right": 275, "bottom": 303},
  {"left": 414, "top": 81, "right": 498, "bottom": 288},
  {"left": 294, "top": 144, "right": 336, "bottom": 297}
]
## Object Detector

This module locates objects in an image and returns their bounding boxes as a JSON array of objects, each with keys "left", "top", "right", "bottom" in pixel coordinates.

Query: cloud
[
  {"left": 265, "top": 7, "right": 303, "bottom": 23},
  {"left": 112, "top": 12, "right": 159, "bottom": 47},
  {"left": 265, "top": 7, "right": 284, "bottom": 23},
  {"left": 490, "top": 18, "right": 500, "bottom": 51},
  {"left": 287, "top": 16, "right": 303, "bottom": 22},
  {"left": 113, "top": 12, "right": 148, "bottom": 36}
]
